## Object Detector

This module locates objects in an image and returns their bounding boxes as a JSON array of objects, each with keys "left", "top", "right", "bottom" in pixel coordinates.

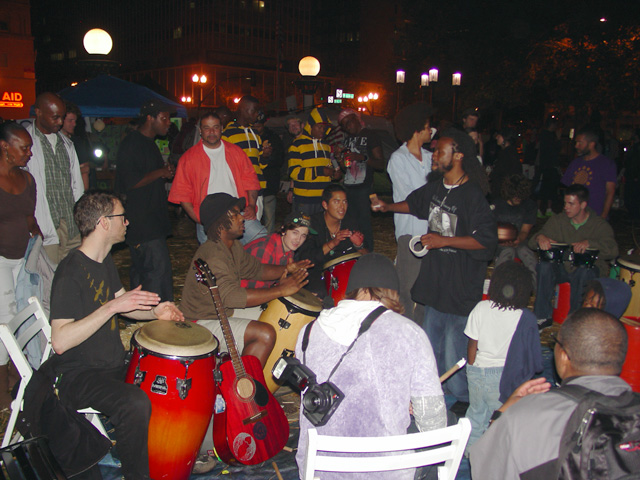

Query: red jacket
[{"left": 168, "top": 140, "right": 260, "bottom": 222}]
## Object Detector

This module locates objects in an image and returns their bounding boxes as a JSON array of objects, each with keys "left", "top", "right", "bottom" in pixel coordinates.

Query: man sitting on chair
[
  {"left": 49, "top": 190, "right": 184, "bottom": 480},
  {"left": 180, "top": 193, "right": 311, "bottom": 367},
  {"left": 295, "top": 253, "right": 447, "bottom": 479}
]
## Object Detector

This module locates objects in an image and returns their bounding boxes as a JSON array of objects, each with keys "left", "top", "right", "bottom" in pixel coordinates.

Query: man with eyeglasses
[
  {"left": 469, "top": 308, "right": 631, "bottom": 479},
  {"left": 47, "top": 190, "right": 184, "bottom": 479},
  {"left": 180, "top": 193, "right": 311, "bottom": 368}
]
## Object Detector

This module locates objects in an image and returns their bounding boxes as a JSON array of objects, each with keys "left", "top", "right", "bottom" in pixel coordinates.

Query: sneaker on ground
[
  {"left": 192, "top": 454, "right": 217, "bottom": 474},
  {"left": 537, "top": 318, "right": 553, "bottom": 330}
]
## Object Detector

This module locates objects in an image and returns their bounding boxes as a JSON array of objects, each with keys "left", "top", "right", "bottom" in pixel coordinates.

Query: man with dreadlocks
[
  {"left": 463, "top": 260, "right": 543, "bottom": 449},
  {"left": 371, "top": 128, "right": 497, "bottom": 405}
]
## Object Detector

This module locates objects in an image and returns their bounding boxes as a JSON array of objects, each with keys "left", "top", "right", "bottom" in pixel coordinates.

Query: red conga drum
[
  {"left": 621, "top": 317, "right": 640, "bottom": 393},
  {"left": 322, "top": 252, "right": 362, "bottom": 305},
  {"left": 125, "top": 321, "right": 219, "bottom": 480},
  {"left": 552, "top": 282, "right": 571, "bottom": 325}
]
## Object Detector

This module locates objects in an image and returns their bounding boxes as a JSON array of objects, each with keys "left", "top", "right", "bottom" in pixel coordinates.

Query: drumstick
[
  {"left": 440, "top": 358, "right": 467, "bottom": 383},
  {"left": 272, "top": 461, "right": 285, "bottom": 480}
]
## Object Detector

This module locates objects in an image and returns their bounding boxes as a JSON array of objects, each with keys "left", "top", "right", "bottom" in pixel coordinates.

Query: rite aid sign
[{"left": 0, "top": 92, "right": 24, "bottom": 108}]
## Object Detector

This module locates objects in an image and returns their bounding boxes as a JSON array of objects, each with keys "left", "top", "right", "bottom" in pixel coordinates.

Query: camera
[{"left": 272, "top": 356, "right": 344, "bottom": 427}]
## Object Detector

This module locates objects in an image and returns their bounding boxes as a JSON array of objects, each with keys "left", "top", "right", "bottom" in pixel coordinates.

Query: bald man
[
  {"left": 470, "top": 308, "right": 631, "bottom": 479},
  {"left": 25, "top": 92, "right": 84, "bottom": 264}
]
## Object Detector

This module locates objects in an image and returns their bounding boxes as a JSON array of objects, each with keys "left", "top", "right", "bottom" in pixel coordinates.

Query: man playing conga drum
[
  {"left": 529, "top": 184, "right": 618, "bottom": 329},
  {"left": 180, "top": 193, "right": 311, "bottom": 367},
  {"left": 296, "top": 184, "right": 368, "bottom": 300},
  {"left": 49, "top": 190, "right": 184, "bottom": 480}
]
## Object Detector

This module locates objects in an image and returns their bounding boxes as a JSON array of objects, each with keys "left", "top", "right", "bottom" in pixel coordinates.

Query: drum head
[
  {"left": 550, "top": 243, "right": 570, "bottom": 248},
  {"left": 617, "top": 255, "right": 640, "bottom": 272},
  {"left": 134, "top": 321, "right": 218, "bottom": 357},
  {"left": 323, "top": 252, "right": 362, "bottom": 270},
  {"left": 282, "top": 288, "right": 323, "bottom": 314}
]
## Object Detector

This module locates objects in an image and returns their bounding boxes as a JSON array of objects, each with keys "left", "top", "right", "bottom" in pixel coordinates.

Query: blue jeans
[
  {"left": 466, "top": 364, "right": 504, "bottom": 448},
  {"left": 422, "top": 305, "right": 469, "bottom": 402},
  {"left": 533, "top": 262, "right": 598, "bottom": 319},
  {"left": 129, "top": 237, "right": 173, "bottom": 301}
]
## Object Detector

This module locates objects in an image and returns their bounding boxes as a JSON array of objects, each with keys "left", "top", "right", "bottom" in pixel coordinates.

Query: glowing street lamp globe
[
  {"left": 83, "top": 29, "right": 113, "bottom": 55},
  {"left": 299, "top": 56, "right": 321, "bottom": 77}
]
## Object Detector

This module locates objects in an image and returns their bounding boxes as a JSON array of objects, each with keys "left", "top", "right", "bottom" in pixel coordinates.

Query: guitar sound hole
[
  {"left": 253, "top": 380, "right": 269, "bottom": 407},
  {"left": 235, "top": 377, "right": 255, "bottom": 400}
]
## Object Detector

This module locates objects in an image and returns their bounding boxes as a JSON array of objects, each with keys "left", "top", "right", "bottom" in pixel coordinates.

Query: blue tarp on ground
[{"left": 56, "top": 75, "right": 187, "bottom": 118}]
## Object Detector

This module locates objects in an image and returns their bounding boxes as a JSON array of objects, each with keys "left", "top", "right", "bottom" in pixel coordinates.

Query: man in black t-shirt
[
  {"left": 50, "top": 191, "right": 184, "bottom": 480},
  {"left": 297, "top": 184, "right": 367, "bottom": 299},
  {"left": 115, "top": 100, "right": 176, "bottom": 302},
  {"left": 336, "top": 109, "right": 385, "bottom": 251},
  {"left": 372, "top": 129, "right": 496, "bottom": 403}
]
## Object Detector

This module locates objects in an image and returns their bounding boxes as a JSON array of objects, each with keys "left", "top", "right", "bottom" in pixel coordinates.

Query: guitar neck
[{"left": 206, "top": 285, "right": 247, "bottom": 378}]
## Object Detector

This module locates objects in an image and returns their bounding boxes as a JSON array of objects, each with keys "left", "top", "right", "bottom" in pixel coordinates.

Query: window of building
[
  {"left": 68, "top": 49, "right": 76, "bottom": 59},
  {"left": 50, "top": 52, "right": 64, "bottom": 61},
  {"left": 0, "top": 54, "right": 7, "bottom": 67},
  {"left": 0, "top": 21, "right": 8, "bottom": 32},
  {"left": 174, "top": 26, "right": 182, "bottom": 39}
]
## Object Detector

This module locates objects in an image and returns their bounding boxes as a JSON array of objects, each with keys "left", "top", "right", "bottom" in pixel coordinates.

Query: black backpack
[{"left": 553, "top": 384, "right": 640, "bottom": 480}]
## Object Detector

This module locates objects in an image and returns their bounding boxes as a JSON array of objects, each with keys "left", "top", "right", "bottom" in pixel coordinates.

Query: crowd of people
[{"left": 0, "top": 91, "right": 636, "bottom": 480}]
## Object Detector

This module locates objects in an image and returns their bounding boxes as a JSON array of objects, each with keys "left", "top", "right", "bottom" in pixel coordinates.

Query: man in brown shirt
[{"left": 180, "top": 193, "right": 310, "bottom": 367}]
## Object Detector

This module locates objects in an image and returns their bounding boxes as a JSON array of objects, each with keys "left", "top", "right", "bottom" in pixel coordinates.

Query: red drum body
[
  {"left": 617, "top": 255, "right": 640, "bottom": 319},
  {"left": 552, "top": 282, "right": 571, "bottom": 325},
  {"left": 621, "top": 317, "right": 640, "bottom": 393},
  {"left": 258, "top": 289, "right": 323, "bottom": 392},
  {"left": 323, "top": 252, "right": 362, "bottom": 305},
  {"left": 125, "top": 321, "right": 219, "bottom": 480}
]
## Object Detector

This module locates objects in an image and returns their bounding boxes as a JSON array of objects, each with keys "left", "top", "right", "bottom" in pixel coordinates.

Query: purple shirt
[{"left": 561, "top": 154, "right": 616, "bottom": 216}]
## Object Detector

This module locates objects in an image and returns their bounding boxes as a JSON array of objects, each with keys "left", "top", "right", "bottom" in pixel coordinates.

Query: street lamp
[
  {"left": 396, "top": 70, "right": 405, "bottom": 112},
  {"left": 192, "top": 74, "right": 208, "bottom": 109},
  {"left": 420, "top": 73, "right": 429, "bottom": 101},
  {"left": 452, "top": 72, "right": 461, "bottom": 122},
  {"left": 296, "top": 56, "right": 322, "bottom": 111},
  {"left": 429, "top": 68, "right": 438, "bottom": 104},
  {"left": 83, "top": 29, "right": 113, "bottom": 55}
]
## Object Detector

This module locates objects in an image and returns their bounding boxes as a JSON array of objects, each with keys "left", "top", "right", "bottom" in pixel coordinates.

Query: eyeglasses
[
  {"left": 227, "top": 209, "right": 244, "bottom": 219},
  {"left": 550, "top": 332, "right": 570, "bottom": 359},
  {"left": 105, "top": 213, "right": 127, "bottom": 221}
]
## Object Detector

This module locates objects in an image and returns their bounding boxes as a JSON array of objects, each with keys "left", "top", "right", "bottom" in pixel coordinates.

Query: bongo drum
[
  {"left": 616, "top": 255, "right": 640, "bottom": 318},
  {"left": 621, "top": 316, "right": 640, "bottom": 393},
  {"left": 125, "top": 321, "right": 219, "bottom": 480},
  {"left": 538, "top": 243, "right": 570, "bottom": 263},
  {"left": 323, "top": 252, "right": 362, "bottom": 304},
  {"left": 497, "top": 222, "right": 518, "bottom": 245},
  {"left": 570, "top": 248, "right": 599, "bottom": 268},
  {"left": 259, "top": 288, "right": 322, "bottom": 392}
]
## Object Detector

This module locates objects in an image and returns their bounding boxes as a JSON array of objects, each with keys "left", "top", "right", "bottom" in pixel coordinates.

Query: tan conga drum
[
  {"left": 616, "top": 255, "right": 640, "bottom": 318},
  {"left": 323, "top": 252, "right": 362, "bottom": 305},
  {"left": 259, "top": 288, "right": 323, "bottom": 392},
  {"left": 621, "top": 317, "right": 640, "bottom": 393},
  {"left": 125, "top": 321, "right": 219, "bottom": 480}
]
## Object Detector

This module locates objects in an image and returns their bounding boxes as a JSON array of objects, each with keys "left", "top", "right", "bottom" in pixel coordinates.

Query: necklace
[
  {"left": 439, "top": 173, "right": 466, "bottom": 208},
  {"left": 329, "top": 220, "right": 342, "bottom": 239}
]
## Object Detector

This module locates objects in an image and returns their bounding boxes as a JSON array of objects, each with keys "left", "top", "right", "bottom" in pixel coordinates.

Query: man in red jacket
[{"left": 169, "top": 111, "right": 266, "bottom": 245}]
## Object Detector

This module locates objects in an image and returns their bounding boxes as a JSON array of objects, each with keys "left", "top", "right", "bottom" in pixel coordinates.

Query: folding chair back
[{"left": 303, "top": 418, "right": 471, "bottom": 480}]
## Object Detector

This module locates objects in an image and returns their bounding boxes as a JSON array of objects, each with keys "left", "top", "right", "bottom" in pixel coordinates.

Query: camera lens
[{"left": 303, "top": 389, "right": 329, "bottom": 414}]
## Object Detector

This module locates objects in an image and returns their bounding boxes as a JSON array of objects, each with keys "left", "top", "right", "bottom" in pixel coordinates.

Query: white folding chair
[
  {"left": 0, "top": 296, "right": 109, "bottom": 448},
  {"left": 303, "top": 417, "right": 471, "bottom": 480}
]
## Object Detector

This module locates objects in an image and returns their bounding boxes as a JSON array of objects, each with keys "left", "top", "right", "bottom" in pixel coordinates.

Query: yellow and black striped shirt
[
  {"left": 287, "top": 135, "right": 333, "bottom": 202},
  {"left": 222, "top": 121, "right": 266, "bottom": 189}
]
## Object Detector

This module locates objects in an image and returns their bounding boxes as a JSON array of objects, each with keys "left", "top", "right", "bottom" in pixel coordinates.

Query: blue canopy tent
[{"left": 56, "top": 74, "right": 187, "bottom": 118}]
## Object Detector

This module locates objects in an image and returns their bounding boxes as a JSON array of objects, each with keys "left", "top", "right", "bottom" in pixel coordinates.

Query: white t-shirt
[
  {"left": 204, "top": 143, "right": 238, "bottom": 197},
  {"left": 464, "top": 300, "right": 521, "bottom": 368},
  {"left": 45, "top": 133, "right": 58, "bottom": 149}
]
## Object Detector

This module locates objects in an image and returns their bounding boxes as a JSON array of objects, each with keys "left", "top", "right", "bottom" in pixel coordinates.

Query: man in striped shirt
[{"left": 288, "top": 107, "right": 341, "bottom": 216}]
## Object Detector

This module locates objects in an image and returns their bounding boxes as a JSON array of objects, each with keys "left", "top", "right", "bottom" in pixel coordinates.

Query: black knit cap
[
  {"left": 346, "top": 253, "right": 400, "bottom": 293},
  {"left": 200, "top": 193, "right": 246, "bottom": 234}
]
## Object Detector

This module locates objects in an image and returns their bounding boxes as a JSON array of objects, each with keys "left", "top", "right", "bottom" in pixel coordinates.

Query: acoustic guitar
[{"left": 193, "top": 259, "right": 289, "bottom": 465}]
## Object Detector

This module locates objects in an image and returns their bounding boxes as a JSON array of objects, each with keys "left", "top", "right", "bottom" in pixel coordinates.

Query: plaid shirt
[
  {"left": 33, "top": 127, "right": 79, "bottom": 239},
  {"left": 241, "top": 233, "right": 293, "bottom": 289}
]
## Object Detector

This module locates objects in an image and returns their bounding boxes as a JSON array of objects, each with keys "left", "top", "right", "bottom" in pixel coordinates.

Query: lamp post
[
  {"left": 429, "top": 68, "right": 438, "bottom": 105},
  {"left": 81, "top": 28, "right": 118, "bottom": 76},
  {"left": 396, "top": 70, "right": 405, "bottom": 112},
  {"left": 452, "top": 72, "right": 461, "bottom": 122},
  {"left": 192, "top": 73, "right": 207, "bottom": 111},
  {"left": 420, "top": 73, "right": 429, "bottom": 102},
  {"left": 297, "top": 56, "right": 322, "bottom": 111}
]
